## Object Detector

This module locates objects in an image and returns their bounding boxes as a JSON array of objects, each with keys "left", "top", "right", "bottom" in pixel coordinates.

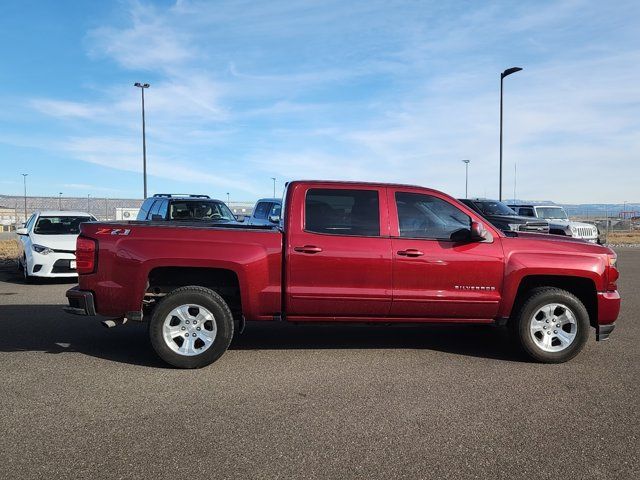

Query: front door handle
[
  {"left": 397, "top": 249, "right": 424, "bottom": 257},
  {"left": 294, "top": 245, "right": 323, "bottom": 254}
]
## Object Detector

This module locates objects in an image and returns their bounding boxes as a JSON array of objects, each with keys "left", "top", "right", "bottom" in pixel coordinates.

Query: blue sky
[{"left": 0, "top": 0, "right": 638, "bottom": 202}]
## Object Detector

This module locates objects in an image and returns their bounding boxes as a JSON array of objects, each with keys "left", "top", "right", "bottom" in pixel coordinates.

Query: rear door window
[{"left": 305, "top": 189, "right": 380, "bottom": 236}]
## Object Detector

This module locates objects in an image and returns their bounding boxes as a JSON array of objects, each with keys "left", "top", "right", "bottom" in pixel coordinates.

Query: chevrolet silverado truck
[{"left": 65, "top": 181, "right": 620, "bottom": 368}]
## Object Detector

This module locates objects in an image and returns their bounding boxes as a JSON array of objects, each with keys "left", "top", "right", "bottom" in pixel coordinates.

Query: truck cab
[
  {"left": 137, "top": 194, "right": 238, "bottom": 224},
  {"left": 245, "top": 198, "right": 282, "bottom": 226}
]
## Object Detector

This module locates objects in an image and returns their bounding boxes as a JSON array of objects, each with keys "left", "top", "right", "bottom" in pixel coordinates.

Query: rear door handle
[
  {"left": 397, "top": 249, "right": 424, "bottom": 257},
  {"left": 294, "top": 245, "right": 323, "bottom": 254}
]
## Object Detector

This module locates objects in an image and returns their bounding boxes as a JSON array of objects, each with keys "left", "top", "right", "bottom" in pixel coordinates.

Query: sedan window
[{"left": 33, "top": 216, "right": 93, "bottom": 235}]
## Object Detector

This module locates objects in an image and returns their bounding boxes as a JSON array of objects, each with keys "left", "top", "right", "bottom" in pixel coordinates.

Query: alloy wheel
[{"left": 162, "top": 304, "right": 217, "bottom": 356}]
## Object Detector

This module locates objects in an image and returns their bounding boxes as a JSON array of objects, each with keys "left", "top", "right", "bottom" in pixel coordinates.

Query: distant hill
[{"left": 504, "top": 200, "right": 640, "bottom": 217}]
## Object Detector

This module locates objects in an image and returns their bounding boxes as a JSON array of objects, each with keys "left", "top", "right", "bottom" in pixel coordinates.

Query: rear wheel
[
  {"left": 511, "top": 287, "right": 590, "bottom": 363},
  {"left": 149, "top": 286, "right": 234, "bottom": 368}
]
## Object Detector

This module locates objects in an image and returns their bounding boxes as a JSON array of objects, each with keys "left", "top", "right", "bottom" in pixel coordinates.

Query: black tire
[
  {"left": 149, "top": 286, "right": 234, "bottom": 369},
  {"left": 510, "top": 287, "right": 590, "bottom": 363},
  {"left": 22, "top": 256, "right": 33, "bottom": 284}
]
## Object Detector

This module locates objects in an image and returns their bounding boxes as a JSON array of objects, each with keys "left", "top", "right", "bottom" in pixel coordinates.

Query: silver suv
[{"left": 509, "top": 204, "right": 598, "bottom": 243}]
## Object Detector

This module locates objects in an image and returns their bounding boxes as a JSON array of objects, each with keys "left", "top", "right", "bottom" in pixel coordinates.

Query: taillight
[
  {"left": 76, "top": 237, "right": 97, "bottom": 274},
  {"left": 606, "top": 254, "right": 619, "bottom": 291}
]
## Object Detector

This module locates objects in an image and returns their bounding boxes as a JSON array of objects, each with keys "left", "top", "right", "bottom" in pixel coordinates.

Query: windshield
[
  {"left": 476, "top": 201, "right": 517, "bottom": 216},
  {"left": 169, "top": 201, "right": 235, "bottom": 222},
  {"left": 34, "top": 216, "right": 93, "bottom": 235},
  {"left": 535, "top": 207, "right": 568, "bottom": 220}
]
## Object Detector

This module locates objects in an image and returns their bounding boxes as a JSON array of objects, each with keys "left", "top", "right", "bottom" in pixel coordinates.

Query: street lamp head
[
  {"left": 462, "top": 159, "right": 470, "bottom": 164},
  {"left": 134, "top": 82, "right": 150, "bottom": 88},
  {"left": 501, "top": 67, "right": 523, "bottom": 79}
]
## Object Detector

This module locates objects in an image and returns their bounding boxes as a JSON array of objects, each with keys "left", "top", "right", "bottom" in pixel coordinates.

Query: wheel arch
[
  {"left": 510, "top": 275, "right": 598, "bottom": 327},
  {"left": 147, "top": 266, "right": 243, "bottom": 320}
]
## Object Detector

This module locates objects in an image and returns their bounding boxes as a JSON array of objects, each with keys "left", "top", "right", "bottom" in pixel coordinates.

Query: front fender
[{"left": 498, "top": 251, "right": 605, "bottom": 318}]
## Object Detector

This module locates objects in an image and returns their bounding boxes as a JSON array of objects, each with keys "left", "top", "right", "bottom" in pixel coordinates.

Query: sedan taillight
[{"left": 76, "top": 237, "right": 97, "bottom": 274}]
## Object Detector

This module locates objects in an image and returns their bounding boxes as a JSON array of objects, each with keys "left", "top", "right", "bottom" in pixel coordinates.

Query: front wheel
[
  {"left": 22, "top": 256, "right": 33, "bottom": 284},
  {"left": 149, "top": 286, "right": 234, "bottom": 368},
  {"left": 511, "top": 287, "right": 590, "bottom": 363}
]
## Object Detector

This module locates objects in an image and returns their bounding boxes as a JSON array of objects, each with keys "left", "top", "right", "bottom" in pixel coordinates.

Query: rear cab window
[
  {"left": 137, "top": 199, "right": 154, "bottom": 220},
  {"left": 305, "top": 188, "right": 380, "bottom": 236}
]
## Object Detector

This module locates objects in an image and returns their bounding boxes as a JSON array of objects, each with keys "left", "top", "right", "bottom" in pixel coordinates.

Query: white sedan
[{"left": 16, "top": 210, "right": 96, "bottom": 282}]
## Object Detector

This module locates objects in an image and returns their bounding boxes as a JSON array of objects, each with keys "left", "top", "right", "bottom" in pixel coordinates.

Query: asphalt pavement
[{"left": 0, "top": 250, "right": 638, "bottom": 479}]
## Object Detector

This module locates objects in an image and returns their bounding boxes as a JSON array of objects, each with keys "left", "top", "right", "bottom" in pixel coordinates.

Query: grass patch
[
  {"left": 605, "top": 231, "right": 640, "bottom": 245},
  {"left": 0, "top": 239, "right": 20, "bottom": 260}
]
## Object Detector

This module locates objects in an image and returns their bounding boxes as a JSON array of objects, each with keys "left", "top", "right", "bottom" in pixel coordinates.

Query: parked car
[
  {"left": 17, "top": 210, "right": 96, "bottom": 281},
  {"left": 458, "top": 199, "right": 549, "bottom": 233},
  {"left": 66, "top": 180, "right": 620, "bottom": 368},
  {"left": 508, "top": 204, "right": 599, "bottom": 243},
  {"left": 245, "top": 198, "right": 281, "bottom": 226},
  {"left": 137, "top": 194, "right": 238, "bottom": 223}
]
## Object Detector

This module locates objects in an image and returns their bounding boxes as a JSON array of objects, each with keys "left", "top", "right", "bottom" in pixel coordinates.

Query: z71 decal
[{"left": 96, "top": 228, "right": 131, "bottom": 236}]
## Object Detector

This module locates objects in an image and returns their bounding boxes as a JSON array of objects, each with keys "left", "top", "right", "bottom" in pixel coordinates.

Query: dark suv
[
  {"left": 459, "top": 198, "right": 549, "bottom": 233},
  {"left": 137, "top": 194, "right": 238, "bottom": 223}
]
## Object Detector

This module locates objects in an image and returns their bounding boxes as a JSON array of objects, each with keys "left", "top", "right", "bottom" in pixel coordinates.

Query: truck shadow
[
  {"left": 0, "top": 304, "right": 526, "bottom": 367},
  {"left": 234, "top": 321, "right": 523, "bottom": 361}
]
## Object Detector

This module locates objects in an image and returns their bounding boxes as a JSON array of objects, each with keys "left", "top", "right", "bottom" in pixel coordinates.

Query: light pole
[
  {"left": 271, "top": 177, "right": 276, "bottom": 198},
  {"left": 461, "top": 160, "right": 470, "bottom": 198},
  {"left": 87, "top": 194, "right": 91, "bottom": 213},
  {"left": 499, "top": 67, "right": 522, "bottom": 201},
  {"left": 134, "top": 82, "right": 150, "bottom": 198},
  {"left": 21, "top": 174, "right": 28, "bottom": 221},
  {"left": 226, "top": 192, "right": 230, "bottom": 204},
  {"left": 58, "top": 192, "right": 63, "bottom": 210},
  {"left": 513, "top": 163, "right": 517, "bottom": 203}
]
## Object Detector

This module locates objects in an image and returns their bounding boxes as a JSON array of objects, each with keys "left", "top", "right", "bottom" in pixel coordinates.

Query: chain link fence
[
  {"left": 0, "top": 195, "right": 257, "bottom": 231},
  {"left": 0, "top": 195, "right": 145, "bottom": 230}
]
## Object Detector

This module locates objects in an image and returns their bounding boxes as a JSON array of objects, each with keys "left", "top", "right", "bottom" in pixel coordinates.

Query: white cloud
[
  {"left": 9, "top": 0, "right": 640, "bottom": 202},
  {"left": 87, "top": 1, "right": 195, "bottom": 71}
]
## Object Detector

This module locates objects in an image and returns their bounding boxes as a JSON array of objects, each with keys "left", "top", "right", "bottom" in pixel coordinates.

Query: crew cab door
[
  {"left": 285, "top": 184, "right": 392, "bottom": 318},
  {"left": 389, "top": 188, "right": 504, "bottom": 319}
]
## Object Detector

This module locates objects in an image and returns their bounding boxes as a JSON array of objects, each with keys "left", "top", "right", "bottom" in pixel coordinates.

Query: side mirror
[
  {"left": 16, "top": 227, "right": 28, "bottom": 235},
  {"left": 470, "top": 221, "right": 488, "bottom": 241},
  {"left": 268, "top": 215, "right": 280, "bottom": 224},
  {"left": 151, "top": 214, "right": 163, "bottom": 221},
  {"left": 235, "top": 215, "right": 245, "bottom": 223}
]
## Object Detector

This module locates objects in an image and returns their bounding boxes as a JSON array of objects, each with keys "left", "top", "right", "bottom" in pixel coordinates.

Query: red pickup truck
[{"left": 65, "top": 181, "right": 620, "bottom": 368}]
